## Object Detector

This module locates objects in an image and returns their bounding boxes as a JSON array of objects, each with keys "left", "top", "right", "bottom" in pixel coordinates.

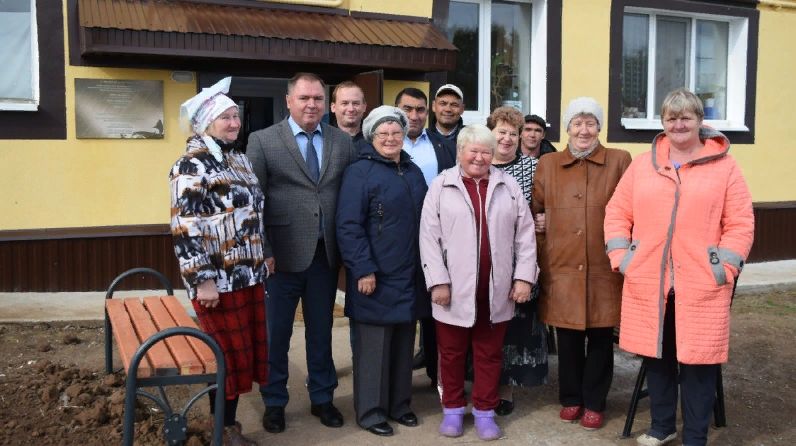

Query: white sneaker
[{"left": 637, "top": 432, "right": 677, "bottom": 446}]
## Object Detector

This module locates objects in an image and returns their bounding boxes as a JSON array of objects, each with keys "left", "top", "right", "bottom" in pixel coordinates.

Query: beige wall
[
  {"left": 2, "top": 0, "right": 795, "bottom": 231},
  {"left": 559, "top": 1, "right": 796, "bottom": 202}
]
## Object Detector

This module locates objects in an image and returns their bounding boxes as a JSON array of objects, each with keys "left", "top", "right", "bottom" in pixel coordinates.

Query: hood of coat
[
  {"left": 651, "top": 126, "right": 731, "bottom": 170},
  {"left": 357, "top": 141, "right": 413, "bottom": 166}
]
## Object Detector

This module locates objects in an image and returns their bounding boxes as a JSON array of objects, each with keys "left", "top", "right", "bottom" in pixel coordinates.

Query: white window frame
[
  {"left": 454, "top": 0, "right": 547, "bottom": 125},
  {"left": 0, "top": 0, "right": 39, "bottom": 112},
  {"left": 621, "top": 7, "right": 748, "bottom": 132}
]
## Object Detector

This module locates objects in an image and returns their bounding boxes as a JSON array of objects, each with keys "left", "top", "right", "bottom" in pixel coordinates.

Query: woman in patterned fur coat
[{"left": 169, "top": 77, "right": 268, "bottom": 446}]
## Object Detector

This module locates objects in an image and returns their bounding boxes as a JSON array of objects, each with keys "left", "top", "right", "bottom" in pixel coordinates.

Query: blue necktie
[
  {"left": 302, "top": 131, "right": 323, "bottom": 238},
  {"left": 303, "top": 131, "right": 320, "bottom": 183}
]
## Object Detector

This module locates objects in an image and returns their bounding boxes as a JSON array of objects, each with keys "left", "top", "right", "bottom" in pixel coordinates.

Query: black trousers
[
  {"left": 352, "top": 321, "right": 416, "bottom": 428},
  {"left": 556, "top": 326, "right": 614, "bottom": 412},
  {"left": 644, "top": 290, "right": 719, "bottom": 446},
  {"left": 419, "top": 316, "right": 438, "bottom": 385}
]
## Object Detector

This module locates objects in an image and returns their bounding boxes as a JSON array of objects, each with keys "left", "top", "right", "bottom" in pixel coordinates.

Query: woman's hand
[
  {"left": 431, "top": 284, "right": 451, "bottom": 306},
  {"left": 534, "top": 213, "right": 546, "bottom": 233},
  {"left": 510, "top": 280, "right": 532, "bottom": 303},
  {"left": 196, "top": 280, "right": 220, "bottom": 308},
  {"left": 358, "top": 273, "right": 376, "bottom": 295}
]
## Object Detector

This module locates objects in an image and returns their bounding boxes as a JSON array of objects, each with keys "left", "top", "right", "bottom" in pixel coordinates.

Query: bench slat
[
  {"left": 106, "top": 299, "right": 153, "bottom": 378},
  {"left": 143, "top": 296, "right": 205, "bottom": 375},
  {"left": 124, "top": 298, "right": 179, "bottom": 376},
  {"left": 161, "top": 296, "right": 218, "bottom": 374}
]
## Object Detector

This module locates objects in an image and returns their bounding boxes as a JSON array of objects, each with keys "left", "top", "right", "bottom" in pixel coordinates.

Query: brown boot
[{"left": 222, "top": 424, "right": 257, "bottom": 446}]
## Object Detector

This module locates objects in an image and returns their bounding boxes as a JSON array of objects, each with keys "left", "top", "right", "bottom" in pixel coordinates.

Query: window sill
[
  {"left": 620, "top": 118, "right": 750, "bottom": 133},
  {"left": 0, "top": 101, "right": 39, "bottom": 112}
]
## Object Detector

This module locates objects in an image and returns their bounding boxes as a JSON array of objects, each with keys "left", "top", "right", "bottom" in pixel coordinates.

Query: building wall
[
  {"left": 1, "top": 66, "right": 195, "bottom": 230},
  {"left": 559, "top": 0, "right": 796, "bottom": 203}
]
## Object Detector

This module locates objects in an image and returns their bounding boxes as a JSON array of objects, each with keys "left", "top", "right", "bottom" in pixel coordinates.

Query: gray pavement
[{"left": 1, "top": 260, "right": 794, "bottom": 445}]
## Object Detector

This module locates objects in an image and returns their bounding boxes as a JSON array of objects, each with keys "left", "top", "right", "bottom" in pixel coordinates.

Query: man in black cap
[{"left": 520, "top": 114, "right": 557, "bottom": 159}]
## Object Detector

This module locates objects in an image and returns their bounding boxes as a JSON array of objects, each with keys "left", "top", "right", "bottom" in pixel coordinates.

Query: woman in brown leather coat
[{"left": 531, "top": 97, "right": 631, "bottom": 430}]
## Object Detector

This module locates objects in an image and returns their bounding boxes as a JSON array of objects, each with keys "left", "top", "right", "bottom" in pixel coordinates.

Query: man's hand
[
  {"left": 431, "top": 284, "right": 451, "bottom": 306},
  {"left": 534, "top": 213, "right": 546, "bottom": 233},
  {"left": 510, "top": 280, "right": 532, "bottom": 303},
  {"left": 265, "top": 257, "right": 276, "bottom": 275},
  {"left": 196, "top": 280, "right": 220, "bottom": 308},
  {"left": 358, "top": 273, "right": 376, "bottom": 295}
]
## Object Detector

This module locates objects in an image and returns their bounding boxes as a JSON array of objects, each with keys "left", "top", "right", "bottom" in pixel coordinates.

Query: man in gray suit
[{"left": 247, "top": 72, "right": 357, "bottom": 433}]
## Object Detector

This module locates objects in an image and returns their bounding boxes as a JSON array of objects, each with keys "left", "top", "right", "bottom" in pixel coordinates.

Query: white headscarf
[{"left": 180, "top": 77, "right": 237, "bottom": 161}]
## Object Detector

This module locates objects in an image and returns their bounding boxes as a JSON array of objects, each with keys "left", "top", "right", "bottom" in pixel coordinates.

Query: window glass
[
  {"left": 490, "top": 1, "right": 532, "bottom": 111},
  {"left": 654, "top": 16, "right": 690, "bottom": 118},
  {"left": 621, "top": 13, "right": 648, "bottom": 118},
  {"left": 696, "top": 20, "right": 728, "bottom": 119},
  {"left": 446, "top": 2, "right": 480, "bottom": 111},
  {"left": 0, "top": 0, "right": 33, "bottom": 101}
]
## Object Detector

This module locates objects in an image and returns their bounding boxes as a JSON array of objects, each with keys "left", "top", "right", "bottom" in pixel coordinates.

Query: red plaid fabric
[{"left": 193, "top": 283, "right": 268, "bottom": 399}]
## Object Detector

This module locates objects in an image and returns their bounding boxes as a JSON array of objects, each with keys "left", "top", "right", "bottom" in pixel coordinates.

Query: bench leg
[
  {"left": 713, "top": 365, "right": 727, "bottom": 428},
  {"left": 104, "top": 311, "right": 113, "bottom": 375},
  {"left": 623, "top": 360, "right": 649, "bottom": 438}
]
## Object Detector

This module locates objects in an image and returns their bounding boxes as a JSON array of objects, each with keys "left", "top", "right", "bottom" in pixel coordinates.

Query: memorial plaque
[{"left": 75, "top": 79, "right": 164, "bottom": 139}]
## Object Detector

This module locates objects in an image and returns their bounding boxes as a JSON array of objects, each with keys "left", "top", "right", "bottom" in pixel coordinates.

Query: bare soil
[{"left": 0, "top": 291, "right": 794, "bottom": 446}]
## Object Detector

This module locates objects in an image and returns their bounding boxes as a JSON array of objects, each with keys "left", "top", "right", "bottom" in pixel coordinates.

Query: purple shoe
[
  {"left": 472, "top": 408, "right": 502, "bottom": 441},
  {"left": 439, "top": 406, "right": 465, "bottom": 437}
]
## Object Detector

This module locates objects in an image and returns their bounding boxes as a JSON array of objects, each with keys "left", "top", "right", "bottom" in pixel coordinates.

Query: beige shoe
[{"left": 636, "top": 432, "right": 677, "bottom": 446}]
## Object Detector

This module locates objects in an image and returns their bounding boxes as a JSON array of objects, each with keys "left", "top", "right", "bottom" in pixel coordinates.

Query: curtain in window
[
  {"left": 621, "top": 13, "right": 649, "bottom": 118},
  {"left": 696, "top": 21, "right": 729, "bottom": 119},
  {"left": 0, "top": 3, "right": 33, "bottom": 101},
  {"left": 655, "top": 16, "right": 690, "bottom": 118}
]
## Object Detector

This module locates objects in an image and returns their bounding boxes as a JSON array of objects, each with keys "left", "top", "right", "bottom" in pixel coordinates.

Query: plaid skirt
[{"left": 192, "top": 283, "right": 268, "bottom": 399}]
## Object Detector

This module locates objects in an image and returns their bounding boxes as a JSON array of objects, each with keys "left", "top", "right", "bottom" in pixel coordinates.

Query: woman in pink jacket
[
  {"left": 419, "top": 124, "right": 538, "bottom": 441},
  {"left": 604, "top": 89, "right": 754, "bottom": 446}
]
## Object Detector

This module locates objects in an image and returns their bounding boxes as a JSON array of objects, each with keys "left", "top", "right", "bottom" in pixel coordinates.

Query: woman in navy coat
[{"left": 336, "top": 105, "right": 428, "bottom": 437}]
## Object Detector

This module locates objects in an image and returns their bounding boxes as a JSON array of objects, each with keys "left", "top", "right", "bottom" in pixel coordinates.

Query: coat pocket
[
  {"left": 618, "top": 240, "right": 640, "bottom": 275},
  {"left": 707, "top": 246, "right": 727, "bottom": 286}
]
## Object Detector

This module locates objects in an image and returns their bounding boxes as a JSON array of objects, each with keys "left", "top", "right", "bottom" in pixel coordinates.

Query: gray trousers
[{"left": 351, "top": 321, "right": 416, "bottom": 428}]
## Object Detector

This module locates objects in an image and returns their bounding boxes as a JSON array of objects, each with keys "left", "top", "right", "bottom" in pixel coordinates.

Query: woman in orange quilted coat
[{"left": 604, "top": 89, "right": 754, "bottom": 446}]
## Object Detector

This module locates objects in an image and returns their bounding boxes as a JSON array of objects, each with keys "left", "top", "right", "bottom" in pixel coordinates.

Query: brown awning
[{"left": 76, "top": 0, "right": 457, "bottom": 72}]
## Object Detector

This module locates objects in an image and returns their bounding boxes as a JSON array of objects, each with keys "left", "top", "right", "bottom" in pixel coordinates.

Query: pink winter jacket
[
  {"left": 419, "top": 166, "right": 539, "bottom": 327},
  {"left": 604, "top": 127, "right": 754, "bottom": 364}
]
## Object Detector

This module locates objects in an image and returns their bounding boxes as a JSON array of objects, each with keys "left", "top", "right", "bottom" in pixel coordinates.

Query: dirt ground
[{"left": 0, "top": 289, "right": 794, "bottom": 446}]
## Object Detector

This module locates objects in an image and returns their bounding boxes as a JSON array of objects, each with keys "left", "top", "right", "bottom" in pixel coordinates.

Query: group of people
[{"left": 169, "top": 72, "right": 754, "bottom": 446}]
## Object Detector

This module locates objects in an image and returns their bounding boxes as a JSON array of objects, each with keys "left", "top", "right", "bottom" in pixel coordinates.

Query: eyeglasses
[{"left": 374, "top": 131, "right": 404, "bottom": 141}]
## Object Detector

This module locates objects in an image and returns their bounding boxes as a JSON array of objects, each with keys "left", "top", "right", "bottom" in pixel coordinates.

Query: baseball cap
[{"left": 435, "top": 84, "right": 464, "bottom": 101}]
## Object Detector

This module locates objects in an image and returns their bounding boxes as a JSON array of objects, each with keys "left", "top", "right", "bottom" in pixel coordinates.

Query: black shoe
[
  {"left": 391, "top": 412, "right": 418, "bottom": 427},
  {"left": 365, "top": 421, "right": 394, "bottom": 436},
  {"left": 412, "top": 349, "right": 425, "bottom": 370},
  {"left": 495, "top": 399, "right": 514, "bottom": 416},
  {"left": 262, "top": 406, "right": 285, "bottom": 433},
  {"left": 310, "top": 402, "right": 344, "bottom": 428}
]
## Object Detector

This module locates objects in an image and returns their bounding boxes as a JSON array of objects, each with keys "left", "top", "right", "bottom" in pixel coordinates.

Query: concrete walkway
[
  {"left": 1, "top": 260, "right": 793, "bottom": 323},
  {"left": 1, "top": 260, "right": 794, "bottom": 445}
]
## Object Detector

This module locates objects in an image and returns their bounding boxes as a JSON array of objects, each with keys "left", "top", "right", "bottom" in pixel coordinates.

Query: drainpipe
[
  {"left": 260, "top": 0, "right": 345, "bottom": 7},
  {"left": 758, "top": 0, "right": 796, "bottom": 10}
]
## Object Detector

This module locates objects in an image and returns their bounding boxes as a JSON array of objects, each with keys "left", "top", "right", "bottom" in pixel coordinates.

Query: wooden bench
[{"left": 104, "top": 268, "right": 226, "bottom": 446}]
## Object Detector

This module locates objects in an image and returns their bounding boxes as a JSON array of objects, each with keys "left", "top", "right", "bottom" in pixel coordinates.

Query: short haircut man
[
  {"left": 247, "top": 71, "right": 356, "bottom": 433},
  {"left": 521, "top": 114, "right": 557, "bottom": 158},
  {"left": 393, "top": 85, "right": 458, "bottom": 389},
  {"left": 430, "top": 84, "right": 465, "bottom": 141},
  {"left": 331, "top": 81, "right": 366, "bottom": 140}
]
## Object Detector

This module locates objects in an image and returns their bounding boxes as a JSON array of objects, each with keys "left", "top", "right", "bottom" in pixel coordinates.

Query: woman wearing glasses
[{"left": 336, "top": 105, "right": 428, "bottom": 437}]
